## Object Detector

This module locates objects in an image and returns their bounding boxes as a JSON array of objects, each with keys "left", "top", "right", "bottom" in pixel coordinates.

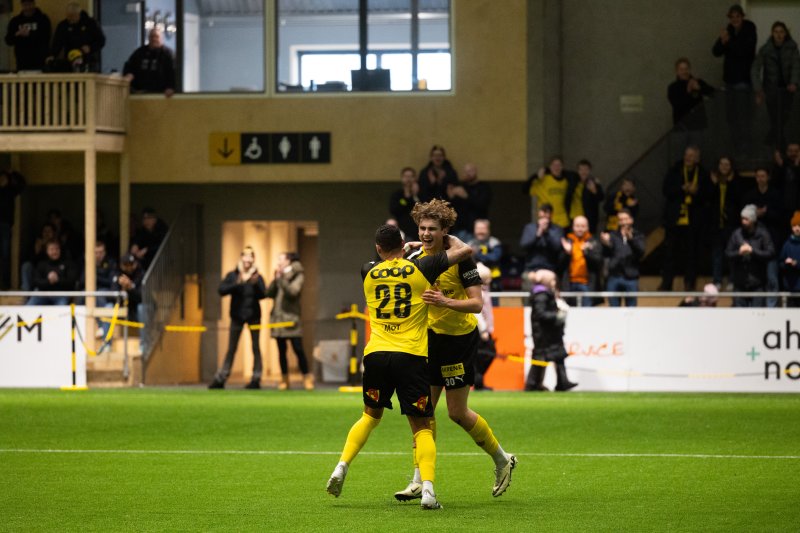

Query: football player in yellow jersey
[
  {"left": 396, "top": 199, "right": 517, "bottom": 501},
  {"left": 326, "top": 223, "right": 472, "bottom": 510}
]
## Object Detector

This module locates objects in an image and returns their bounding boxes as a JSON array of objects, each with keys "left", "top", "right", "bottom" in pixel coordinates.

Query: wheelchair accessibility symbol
[{"left": 244, "top": 137, "right": 263, "bottom": 160}]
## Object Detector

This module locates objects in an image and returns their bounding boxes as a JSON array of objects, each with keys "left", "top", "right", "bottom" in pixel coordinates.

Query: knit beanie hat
[
  {"left": 741, "top": 204, "right": 757, "bottom": 222},
  {"left": 791, "top": 211, "right": 800, "bottom": 227}
]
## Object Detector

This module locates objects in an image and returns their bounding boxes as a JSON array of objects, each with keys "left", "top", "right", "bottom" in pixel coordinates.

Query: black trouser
[
  {"left": 276, "top": 336, "right": 309, "bottom": 375},
  {"left": 661, "top": 225, "right": 701, "bottom": 290},
  {"left": 215, "top": 319, "right": 262, "bottom": 382}
]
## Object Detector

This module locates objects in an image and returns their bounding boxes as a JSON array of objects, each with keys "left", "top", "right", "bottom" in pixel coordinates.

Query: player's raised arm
[{"left": 443, "top": 234, "right": 472, "bottom": 265}]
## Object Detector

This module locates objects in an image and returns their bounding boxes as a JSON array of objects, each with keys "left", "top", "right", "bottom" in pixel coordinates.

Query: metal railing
[
  {"left": 0, "top": 73, "right": 128, "bottom": 132},
  {"left": 493, "top": 290, "right": 798, "bottom": 308},
  {"left": 140, "top": 205, "right": 202, "bottom": 370}
]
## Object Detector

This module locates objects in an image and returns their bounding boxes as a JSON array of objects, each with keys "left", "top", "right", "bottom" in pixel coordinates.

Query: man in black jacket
[
  {"left": 565, "top": 159, "right": 604, "bottom": 234},
  {"left": 209, "top": 247, "right": 267, "bottom": 389},
  {"left": 27, "top": 240, "right": 77, "bottom": 305},
  {"left": 123, "top": 28, "right": 176, "bottom": 97},
  {"left": 727, "top": 204, "right": 775, "bottom": 307},
  {"left": 600, "top": 209, "right": 645, "bottom": 307},
  {"left": 4, "top": 0, "right": 51, "bottom": 70},
  {"left": 48, "top": 2, "right": 105, "bottom": 72}
]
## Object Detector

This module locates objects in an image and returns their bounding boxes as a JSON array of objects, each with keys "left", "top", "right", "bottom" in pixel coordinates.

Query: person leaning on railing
[{"left": 27, "top": 240, "right": 77, "bottom": 306}]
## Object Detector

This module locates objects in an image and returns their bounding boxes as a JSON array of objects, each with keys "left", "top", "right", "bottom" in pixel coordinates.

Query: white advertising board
[
  {"left": 0, "top": 306, "right": 87, "bottom": 388},
  {"left": 526, "top": 308, "right": 800, "bottom": 392}
]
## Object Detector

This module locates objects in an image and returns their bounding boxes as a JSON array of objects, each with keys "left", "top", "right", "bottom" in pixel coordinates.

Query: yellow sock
[
  {"left": 339, "top": 412, "right": 380, "bottom": 464},
  {"left": 467, "top": 415, "right": 499, "bottom": 456},
  {"left": 414, "top": 428, "right": 436, "bottom": 482},
  {"left": 412, "top": 418, "right": 436, "bottom": 470}
]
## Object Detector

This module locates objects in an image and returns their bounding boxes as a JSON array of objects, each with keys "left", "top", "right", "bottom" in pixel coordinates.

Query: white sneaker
[
  {"left": 394, "top": 480, "right": 422, "bottom": 501},
  {"left": 326, "top": 466, "right": 347, "bottom": 497},
  {"left": 420, "top": 489, "right": 442, "bottom": 510},
  {"left": 492, "top": 455, "right": 517, "bottom": 497}
]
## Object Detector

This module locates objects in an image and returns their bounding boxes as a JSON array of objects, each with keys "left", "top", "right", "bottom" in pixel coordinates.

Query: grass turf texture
[{"left": 0, "top": 389, "right": 798, "bottom": 532}]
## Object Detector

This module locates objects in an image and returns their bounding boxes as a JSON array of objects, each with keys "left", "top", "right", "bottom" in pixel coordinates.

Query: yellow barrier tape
[
  {"left": 99, "top": 318, "right": 145, "bottom": 328},
  {"left": 165, "top": 325, "right": 207, "bottom": 333},
  {"left": 249, "top": 322, "right": 295, "bottom": 330},
  {"left": 105, "top": 302, "right": 120, "bottom": 342}
]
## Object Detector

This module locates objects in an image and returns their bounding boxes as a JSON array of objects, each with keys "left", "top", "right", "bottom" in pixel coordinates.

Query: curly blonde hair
[{"left": 411, "top": 198, "right": 457, "bottom": 230}]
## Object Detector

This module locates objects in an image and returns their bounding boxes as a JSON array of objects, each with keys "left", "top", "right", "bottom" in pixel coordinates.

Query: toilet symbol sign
[{"left": 209, "top": 132, "right": 331, "bottom": 165}]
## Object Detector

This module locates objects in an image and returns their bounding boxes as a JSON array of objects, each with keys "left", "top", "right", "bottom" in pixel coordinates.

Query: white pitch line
[{"left": 0, "top": 449, "right": 797, "bottom": 460}]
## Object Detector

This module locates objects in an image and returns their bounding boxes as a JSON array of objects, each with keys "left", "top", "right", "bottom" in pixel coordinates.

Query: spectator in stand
[
  {"left": 525, "top": 269, "right": 576, "bottom": 392},
  {"left": 81, "top": 241, "right": 117, "bottom": 339},
  {"left": 389, "top": 167, "right": 421, "bottom": 242},
  {"left": 566, "top": 159, "right": 604, "bottom": 234},
  {"left": 600, "top": 209, "right": 645, "bottom": 307},
  {"left": 209, "top": 246, "right": 267, "bottom": 390},
  {"left": 712, "top": 4, "right": 757, "bottom": 155},
  {"left": 744, "top": 168, "right": 785, "bottom": 306},
  {"left": 130, "top": 207, "right": 169, "bottom": 271},
  {"left": 679, "top": 283, "right": 720, "bottom": 307},
  {"left": 520, "top": 203, "right": 565, "bottom": 283},
  {"left": 779, "top": 211, "right": 800, "bottom": 307},
  {"left": 46, "top": 208, "right": 80, "bottom": 261},
  {"left": 751, "top": 21, "right": 800, "bottom": 150},
  {"left": 668, "top": 57, "right": 715, "bottom": 138},
  {"left": 773, "top": 142, "right": 800, "bottom": 215},
  {"left": 4, "top": 0, "right": 51, "bottom": 71},
  {"left": 525, "top": 156, "right": 571, "bottom": 228},
  {"left": 96, "top": 208, "right": 118, "bottom": 261},
  {"left": 727, "top": 204, "right": 775, "bottom": 307},
  {"left": 604, "top": 177, "right": 639, "bottom": 231},
  {"left": 468, "top": 219, "right": 503, "bottom": 291},
  {"left": 113, "top": 253, "right": 143, "bottom": 319},
  {"left": 20, "top": 222, "right": 57, "bottom": 291},
  {"left": 27, "top": 240, "right": 78, "bottom": 305},
  {"left": 562, "top": 215, "right": 603, "bottom": 307},
  {"left": 708, "top": 156, "right": 750, "bottom": 289},
  {"left": 48, "top": 2, "right": 105, "bottom": 73},
  {"left": 418, "top": 145, "right": 458, "bottom": 201},
  {"left": 446, "top": 163, "right": 492, "bottom": 241},
  {"left": 660, "top": 145, "right": 710, "bottom": 291},
  {"left": 0, "top": 170, "right": 25, "bottom": 289},
  {"left": 123, "top": 28, "right": 176, "bottom": 97}
]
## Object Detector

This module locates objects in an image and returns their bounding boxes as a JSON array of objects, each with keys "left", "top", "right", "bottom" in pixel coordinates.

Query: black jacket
[
  {"left": 520, "top": 221, "right": 564, "bottom": 273},
  {"left": 602, "top": 229, "right": 645, "bottom": 280},
  {"left": 388, "top": 189, "right": 420, "bottom": 242},
  {"left": 712, "top": 20, "right": 757, "bottom": 86},
  {"left": 448, "top": 180, "right": 492, "bottom": 235},
  {"left": 667, "top": 77, "right": 714, "bottom": 129},
  {"left": 529, "top": 287, "right": 567, "bottom": 362},
  {"left": 123, "top": 45, "right": 176, "bottom": 93},
  {"left": 4, "top": 8, "right": 51, "bottom": 70},
  {"left": 726, "top": 223, "right": 775, "bottom": 290},
  {"left": 33, "top": 256, "right": 78, "bottom": 291},
  {"left": 662, "top": 162, "right": 711, "bottom": 229},
  {"left": 417, "top": 161, "right": 458, "bottom": 201},
  {"left": 219, "top": 269, "right": 267, "bottom": 323},
  {"left": 743, "top": 186, "right": 785, "bottom": 249},
  {"left": 50, "top": 10, "right": 105, "bottom": 71},
  {"left": 131, "top": 218, "right": 169, "bottom": 270},
  {"left": 708, "top": 174, "right": 751, "bottom": 232}
]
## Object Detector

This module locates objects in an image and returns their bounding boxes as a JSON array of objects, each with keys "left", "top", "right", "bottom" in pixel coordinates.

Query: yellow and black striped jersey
[
  {"left": 361, "top": 252, "right": 450, "bottom": 357},
  {"left": 408, "top": 248, "right": 481, "bottom": 335}
]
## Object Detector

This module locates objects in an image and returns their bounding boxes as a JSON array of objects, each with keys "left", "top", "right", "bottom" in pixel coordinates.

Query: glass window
[{"left": 277, "top": 0, "right": 451, "bottom": 93}]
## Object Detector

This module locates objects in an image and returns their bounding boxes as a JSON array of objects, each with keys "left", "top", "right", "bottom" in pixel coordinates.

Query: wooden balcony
[{"left": 0, "top": 73, "right": 128, "bottom": 153}]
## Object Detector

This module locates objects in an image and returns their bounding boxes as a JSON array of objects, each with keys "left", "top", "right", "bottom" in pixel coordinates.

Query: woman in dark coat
[
  {"left": 525, "top": 270, "right": 577, "bottom": 392},
  {"left": 209, "top": 246, "right": 266, "bottom": 389}
]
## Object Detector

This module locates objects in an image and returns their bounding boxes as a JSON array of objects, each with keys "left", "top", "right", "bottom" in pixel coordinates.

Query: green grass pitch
[{"left": 1, "top": 388, "right": 798, "bottom": 532}]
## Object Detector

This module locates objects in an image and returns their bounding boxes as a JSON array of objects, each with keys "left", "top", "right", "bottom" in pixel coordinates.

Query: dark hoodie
[
  {"left": 50, "top": 10, "right": 105, "bottom": 72},
  {"left": 5, "top": 7, "right": 52, "bottom": 70}
]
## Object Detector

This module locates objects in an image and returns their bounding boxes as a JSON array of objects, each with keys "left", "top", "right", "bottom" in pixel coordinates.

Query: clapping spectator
[
  {"left": 708, "top": 156, "right": 749, "bottom": 289},
  {"left": 668, "top": 57, "right": 715, "bottom": 132},
  {"left": 0, "top": 170, "right": 25, "bottom": 289},
  {"left": 468, "top": 219, "right": 503, "bottom": 290},
  {"left": 48, "top": 1, "right": 105, "bottom": 72},
  {"left": 130, "top": 207, "right": 169, "bottom": 271},
  {"left": 566, "top": 159, "right": 604, "bottom": 234},
  {"left": 525, "top": 156, "right": 571, "bottom": 228},
  {"left": 27, "top": 240, "right": 78, "bottom": 305},
  {"left": 388, "top": 167, "right": 421, "bottom": 242},
  {"left": 4, "top": 0, "right": 51, "bottom": 71},
  {"left": 604, "top": 177, "right": 639, "bottom": 230},
  {"left": 779, "top": 211, "right": 800, "bottom": 307},
  {"left": 418, "top": 145, "right": 458, "bottom": 201},
  {"left": 679, "top": 283, "right": 720, "bottom": 307},
  {"left": 123, "top": 28, "right": 176, "bottom": 97},
  {"left": 520, "top": 203, "right": 565, "bottom": 281},
  {"left": 561, "top": 215, "right": 603, "bottom": 307},
  {"left": 727, "top": 205, "right": 775, "bottom": 307},
  {"left": 446, "top": 162, "right": 492, "bottom": 240},
  {"left": 600, "top": 209, "right": 645, "bottom": 307},
  {"left": 751, "top": 22, "right": 800, "bottom": 149}
]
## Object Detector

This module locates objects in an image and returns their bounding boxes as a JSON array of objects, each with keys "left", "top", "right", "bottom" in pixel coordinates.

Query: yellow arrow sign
[{"left": 209, "top": 132, "right": 241, "bottom": 165}]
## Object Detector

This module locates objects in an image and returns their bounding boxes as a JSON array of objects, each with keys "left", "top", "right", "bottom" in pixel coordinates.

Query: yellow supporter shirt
[
  {"left": 410, "top": 248, "right": 481, "bottom": 336},
  {"left": 569, "top": 181, "right": 585, "bottom": 221},
  {"left": 361, "top": 253, "right": 450, "bottom": 357},
  {"left": 529, "top": 174, "right": 569, "bottom": 227}
]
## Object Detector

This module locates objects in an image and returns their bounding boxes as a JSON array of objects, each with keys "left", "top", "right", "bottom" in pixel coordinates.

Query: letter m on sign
[{"left": 17, "top": 315, "right": 42, "bottom": 342}]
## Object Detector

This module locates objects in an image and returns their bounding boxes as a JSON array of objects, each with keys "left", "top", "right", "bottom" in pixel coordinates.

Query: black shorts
[
  {"left": 428, "top": 327, "right": 478, "bottom": 389},
  {"left": 362, "top": 351, "right": 434, "bottom": 417}
]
